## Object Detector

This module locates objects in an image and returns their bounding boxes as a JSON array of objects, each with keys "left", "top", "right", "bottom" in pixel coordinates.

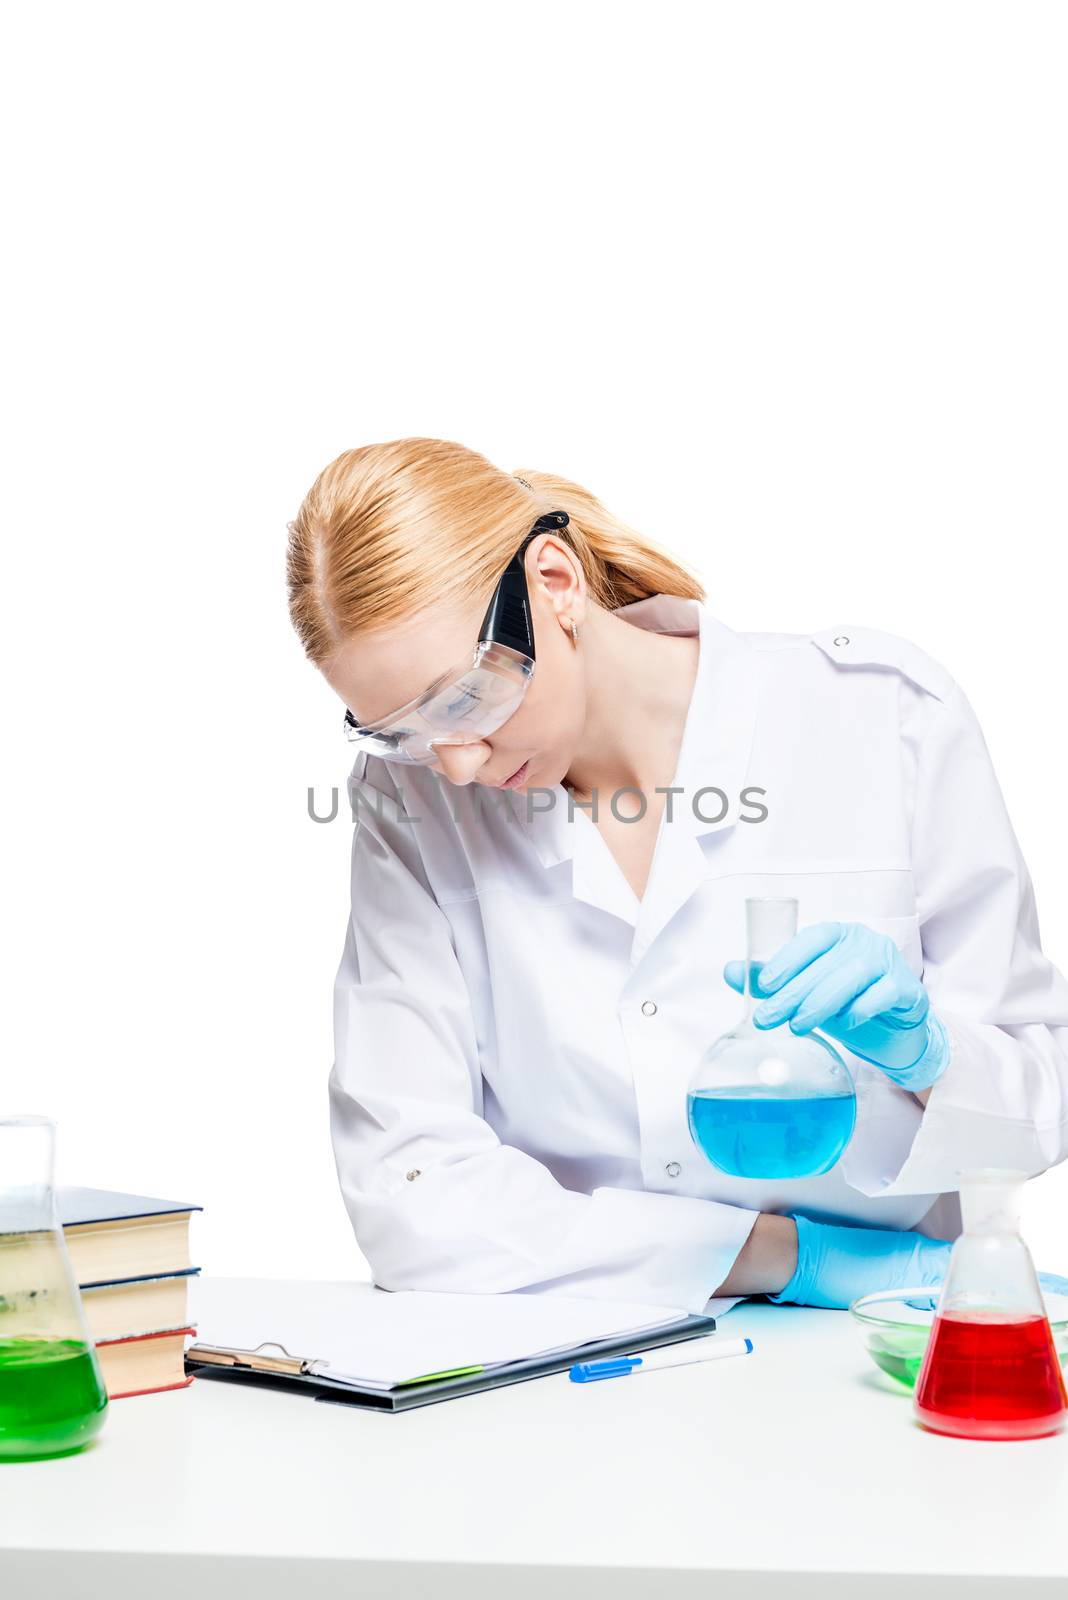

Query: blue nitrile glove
[
  {"left": 768, "top": 1214, "right": 953, "bottom": 1310},
  {"left": 723, "top": 920, "right": 950, "bottom": 1091},
  {"left": 766, "top": 1216, "right": 1068, "bottom": 1312}
]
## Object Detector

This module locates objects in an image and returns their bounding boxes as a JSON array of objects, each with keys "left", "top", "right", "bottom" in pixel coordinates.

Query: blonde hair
[{"left": 286, "top": 437, "right": 705, "bottom": 667}]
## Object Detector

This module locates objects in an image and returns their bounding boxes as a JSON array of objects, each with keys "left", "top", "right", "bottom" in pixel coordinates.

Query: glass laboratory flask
[
  {"left": 0, "top": 1115, "right": 109, "bottom": 1461},
  {"left": 914, "top": 1168, "right": 1068, "bottom": 1440},
  {"left": 687, "top": 897, "right": 856, "bottom": 1179}
]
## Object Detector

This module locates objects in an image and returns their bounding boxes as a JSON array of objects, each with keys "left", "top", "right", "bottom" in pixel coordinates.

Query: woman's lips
[{"left": 497, "top": 759, "right": 530, "bottom": 789}]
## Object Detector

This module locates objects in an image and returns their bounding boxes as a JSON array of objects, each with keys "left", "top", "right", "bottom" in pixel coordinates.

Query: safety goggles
[{"left": 342, "top": 510, "right": 570, "bottom": 765}]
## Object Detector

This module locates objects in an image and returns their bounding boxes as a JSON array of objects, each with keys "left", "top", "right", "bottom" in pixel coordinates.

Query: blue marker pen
[{"left": 570, "top": 1335, "right": 753, "bottom": 1383}]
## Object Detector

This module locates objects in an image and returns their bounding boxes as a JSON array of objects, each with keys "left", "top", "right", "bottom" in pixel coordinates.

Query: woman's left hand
[{"left": 724, "top": 920, "right": 950, "bottom": 1091}]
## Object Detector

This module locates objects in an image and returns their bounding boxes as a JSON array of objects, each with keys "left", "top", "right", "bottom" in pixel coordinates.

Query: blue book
[{"left": 56, "top": 1186, "right": 202, "bottom": 1289}]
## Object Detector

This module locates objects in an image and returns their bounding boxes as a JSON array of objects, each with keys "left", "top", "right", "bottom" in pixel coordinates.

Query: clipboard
[{"left": 184, "top": 1310, "right": 719, "bottom": 1412}]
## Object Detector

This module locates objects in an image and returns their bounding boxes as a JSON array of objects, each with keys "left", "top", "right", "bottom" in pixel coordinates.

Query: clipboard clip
[
  {"left": 252, "top": 1341, "right": 315, "bottom": 1364},
  {"left": 186, "top": 1338, "right": 327, "bottom": 1376}
]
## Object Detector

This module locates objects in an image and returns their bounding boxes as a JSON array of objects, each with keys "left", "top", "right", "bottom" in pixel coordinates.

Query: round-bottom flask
[
  {"left": 0, "top": 1116, "right": 109, "bottom": 1461},
  {"left": 688, "top": 898, "right": 856, "bottom": 1179}
]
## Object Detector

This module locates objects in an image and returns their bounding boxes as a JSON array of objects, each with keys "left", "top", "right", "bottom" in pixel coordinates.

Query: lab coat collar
[{"left": 512, "top": 596, "right": 760, "bottom": 951}]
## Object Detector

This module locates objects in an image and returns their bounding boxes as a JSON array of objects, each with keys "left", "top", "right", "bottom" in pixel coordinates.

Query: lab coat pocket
[{"left": 724, "top": 862, "right": 914, "bottom": 919}]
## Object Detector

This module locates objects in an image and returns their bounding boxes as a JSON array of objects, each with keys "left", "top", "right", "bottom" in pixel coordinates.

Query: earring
[{"left": 569, "top": 619, "right": 580, "bottom": 647}]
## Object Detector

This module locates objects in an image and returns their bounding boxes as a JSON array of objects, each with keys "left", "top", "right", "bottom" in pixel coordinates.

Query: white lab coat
[{"left": 328, "top": 595, "right": 1068, "bottom": 1313}]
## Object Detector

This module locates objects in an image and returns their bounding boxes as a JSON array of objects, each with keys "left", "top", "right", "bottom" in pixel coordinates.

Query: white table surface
[{"left": 2, "top": 1275, "right": 1066, "bottom": 1599}]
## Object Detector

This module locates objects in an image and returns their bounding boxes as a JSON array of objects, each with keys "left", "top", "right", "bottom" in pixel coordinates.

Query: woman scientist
[{"left": 286, "top": 438, "right": 1068, "bottom": 1313}]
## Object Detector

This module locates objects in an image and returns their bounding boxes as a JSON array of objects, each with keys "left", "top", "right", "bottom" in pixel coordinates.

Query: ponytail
[{"left": 510, "top": 467, "right": 705, "bottom": 608}]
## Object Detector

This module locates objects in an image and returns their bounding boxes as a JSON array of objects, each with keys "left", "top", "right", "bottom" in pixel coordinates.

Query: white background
[{"left": 3, "top": 1, "right": 1065, "bottom": 1277}]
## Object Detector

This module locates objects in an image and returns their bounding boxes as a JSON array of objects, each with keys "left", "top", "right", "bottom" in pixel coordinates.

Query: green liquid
[
  {"left": 868, "top": 1334, "right": 928, "bottom": 1389},
  {"left": 0, "top": 1337, "right": 108, "bottom": 1461}
]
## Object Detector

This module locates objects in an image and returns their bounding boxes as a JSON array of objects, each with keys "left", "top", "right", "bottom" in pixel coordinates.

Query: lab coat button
[
  {"left": 406, "top": 1169, "right": 421, "bottom": 1181},
  {"left": 833, "top": 635, "right": 850, "bottom": 646},
  {"left": 665, "top": 1161, "right": 682, "bottom": 1178},
  {"left": 641, "top": 1000, "right": 658, "bottom": 1016}
]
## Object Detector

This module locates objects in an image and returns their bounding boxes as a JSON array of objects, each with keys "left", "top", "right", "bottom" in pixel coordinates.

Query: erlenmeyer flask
[
  {"left": 914, "top": 1168, "right": 1068, "bottom": 1440},
  {"left": 0, "top": 1115, "right": 109, "bottom": 1460},
  {"left": 687, "top": 897, "right": 856, "bottom": 1179}
]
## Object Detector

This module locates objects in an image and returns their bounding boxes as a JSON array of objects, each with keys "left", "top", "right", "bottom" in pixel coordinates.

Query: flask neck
[
  {"left": 742, "top": 898, "right": 798, "bottom": 1022},
  {"left": 958, "top": 1169, "right": 1027, "bottom": 1236},
  {"left": 743, "top": 960, "right": 766, "bottom": 1022},
  {"left": 0, "top": 1116, "right": 58, "bottom": 1232}
]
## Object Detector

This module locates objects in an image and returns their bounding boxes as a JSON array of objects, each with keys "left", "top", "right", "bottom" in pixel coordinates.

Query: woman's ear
[{"left": 528, "top": 534, "right": 586, "bottom": 628}]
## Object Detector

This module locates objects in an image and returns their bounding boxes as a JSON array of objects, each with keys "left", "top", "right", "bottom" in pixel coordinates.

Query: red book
[{"left": 94, "top": 1325, "right": 197, "bottom": 1399}]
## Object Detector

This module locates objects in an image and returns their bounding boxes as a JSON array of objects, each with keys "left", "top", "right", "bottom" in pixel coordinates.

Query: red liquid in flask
[{"left": 915, "top": 1310, "right": 1068, "bottom": 1440}]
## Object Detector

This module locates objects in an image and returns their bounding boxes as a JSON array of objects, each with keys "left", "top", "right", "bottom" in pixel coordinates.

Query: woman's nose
[{"left": 429, "top": 740, "right": 491, "bottom": 785}]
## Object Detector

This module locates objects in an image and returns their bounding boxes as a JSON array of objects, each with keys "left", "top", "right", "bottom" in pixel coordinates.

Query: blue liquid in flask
[{"left": 687, "top": 1087, "right": 856, "bottom": 1180}]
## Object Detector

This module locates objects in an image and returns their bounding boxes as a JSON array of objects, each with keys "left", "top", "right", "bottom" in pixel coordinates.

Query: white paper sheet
[{"left": 190, "top": 1277, "right": 700, "bottom": 1390}]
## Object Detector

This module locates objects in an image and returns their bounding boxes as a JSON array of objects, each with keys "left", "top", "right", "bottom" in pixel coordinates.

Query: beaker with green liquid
[{"left": 0, "top": 1115, "right": 108, "bottom": 1461}]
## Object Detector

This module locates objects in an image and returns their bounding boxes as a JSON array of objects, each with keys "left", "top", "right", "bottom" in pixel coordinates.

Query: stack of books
[{"left": 57, "top": 1187, "right": 202, "bottom": 1399}]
